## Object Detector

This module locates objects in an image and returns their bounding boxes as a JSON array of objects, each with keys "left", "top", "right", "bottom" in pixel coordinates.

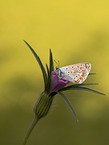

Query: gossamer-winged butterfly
[{"left": 56, "top": 63, "right": 91, "bottom": 84}]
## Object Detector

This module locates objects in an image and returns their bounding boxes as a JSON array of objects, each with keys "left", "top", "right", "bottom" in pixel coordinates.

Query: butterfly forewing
[{"left": 59, "top": 63, "right": 91, "bottom": 84}]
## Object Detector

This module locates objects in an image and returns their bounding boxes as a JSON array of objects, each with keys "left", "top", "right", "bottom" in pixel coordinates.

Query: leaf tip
[
  {"left": 23, "top": 39, "right": 26, "bottom": 43},
  {"left": 77, "top": 119, "right": 79, "bottom": 123},
  {"left": 23, "top": 40, "right": 28, "bottom": 46}
]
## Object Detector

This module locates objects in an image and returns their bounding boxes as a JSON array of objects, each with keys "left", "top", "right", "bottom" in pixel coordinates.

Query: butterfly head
[{"left": 55, "top": 67, "right": 63, "bottom": 77}]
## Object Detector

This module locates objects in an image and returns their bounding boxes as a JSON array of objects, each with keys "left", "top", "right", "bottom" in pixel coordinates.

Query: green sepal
[
  {"left": 73, "top": 83, "right": 99, "bottom": 86},
  {"left": 46, "top": 64, "right": 49, "bottom": 76},
  {"left": 45, "top": 64, "right": 51, "bottom": 93},
  {"left": 45, "top": 49, "right": 54, "bottom": 93},
  {"left": 49, "top": 48, "right": 54, "bottom": 72},
  {"left": 58, "top": 92, "right": 79, "bottom": 121},
  {"left": 23, "top": 40, "right": 47, "bottom": 89},
  {"left": 60, "top": 85, "right": 106, "bottom": 95},
  {"left": 89, "top": 73, "right": 96, "bottom": 75}
]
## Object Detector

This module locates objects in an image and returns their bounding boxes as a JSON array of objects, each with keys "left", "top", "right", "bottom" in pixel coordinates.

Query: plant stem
[{"left": 22, "top": 116, "right": 39, "bottom": 145}]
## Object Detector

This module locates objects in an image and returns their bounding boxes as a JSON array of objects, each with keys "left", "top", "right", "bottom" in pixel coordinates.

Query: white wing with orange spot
[{"left": 59, "top": 63, "right": 91, "bottom": 84}]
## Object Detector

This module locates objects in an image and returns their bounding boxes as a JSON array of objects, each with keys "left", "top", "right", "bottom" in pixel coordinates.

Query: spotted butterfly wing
[{"left": 56, "top": 63, "right": 91, "bottom": 84}]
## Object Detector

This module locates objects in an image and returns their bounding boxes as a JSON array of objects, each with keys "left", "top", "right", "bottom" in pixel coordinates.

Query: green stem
[{"left": 22, "top": 116, "right": 39, "bottom": 145}]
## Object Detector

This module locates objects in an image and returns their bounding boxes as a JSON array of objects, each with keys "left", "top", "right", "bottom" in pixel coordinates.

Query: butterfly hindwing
[{"left": 59, "top": 63, "right": 91, "bottom": 84}]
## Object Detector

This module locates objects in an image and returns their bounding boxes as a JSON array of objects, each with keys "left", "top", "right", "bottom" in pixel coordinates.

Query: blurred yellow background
[{"left": 0, "top": 0, "right": 109, "bottom": 145}]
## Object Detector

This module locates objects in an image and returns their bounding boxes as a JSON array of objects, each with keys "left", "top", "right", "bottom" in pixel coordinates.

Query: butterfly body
[{"left": 56, "top": 63, "right": 91, "bottom": 84}]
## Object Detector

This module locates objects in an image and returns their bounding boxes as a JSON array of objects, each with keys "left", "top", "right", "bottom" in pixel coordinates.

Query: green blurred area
[{"left": 0, "top": 0, "right": 109, "bottom": 145}]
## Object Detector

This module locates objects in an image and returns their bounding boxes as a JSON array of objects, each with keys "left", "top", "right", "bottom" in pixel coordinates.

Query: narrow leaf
[
  {"left": 49, "top": 49, "right": 54, "bottom": 72},
  {"left": 46, "top": 64, "right": 51, "bottom": 93},
  {"left": 24, "top": 40, "right": 47, "bottom": 88},
  {"left": 46, "top": 64, "right": 49, "bottom": 76},
  {"left": 45, "top": 49, "right": 54, "bottom": 93},
  {"left": 58, "top": 92, "right": 79, "bottom": 121},
  {"left": 74, "top": 83, "right": 99, "bottom": 86},
  {"left": 89, "top": 73, "right": 96, "bottom": 75},
  {"left": 60, "top": 86, "right": 106, "bottom": 95}
]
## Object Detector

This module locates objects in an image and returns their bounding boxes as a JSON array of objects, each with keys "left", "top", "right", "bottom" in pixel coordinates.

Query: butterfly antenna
[
  {"left": 58, "top": 60, "right": 60, "bottom": 68},
  {"left": 54, "top": 59, "right": 58, "bottom": 67},
  {"left": 54, "top": 59, "right": 60, "bottom": 68},
  {"left": 54, "top": 59, "right": 57, "bottom": 64}
]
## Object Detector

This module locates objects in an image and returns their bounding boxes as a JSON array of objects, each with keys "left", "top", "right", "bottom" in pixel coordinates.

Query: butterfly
[{"left": 56, "top": 63, "right": 91, "bottom": 84}]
